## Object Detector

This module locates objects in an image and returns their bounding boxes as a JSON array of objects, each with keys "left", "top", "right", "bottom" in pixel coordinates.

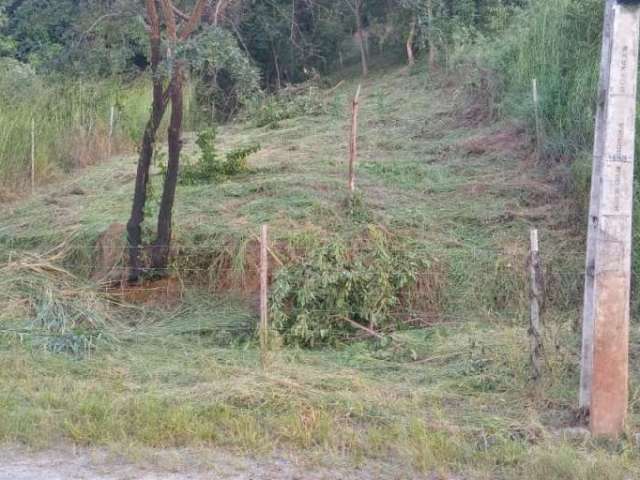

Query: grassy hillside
[{"left": 0, "top": 63, "right": 638, "bottom": 478}]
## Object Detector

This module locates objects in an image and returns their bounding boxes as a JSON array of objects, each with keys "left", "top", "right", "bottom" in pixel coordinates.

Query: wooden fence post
[
  {"left": 107, "top": 104, "right": 115, "bottom": 161},
  {"left": 582, "top": 2, "right": 640, "bottom": 437},
  {"left": 528, "top": 228, "right": 544, "bottom": 381},
  {"left": 532, "top": 79, "right": 543, "bottom": 159},
  {"left": 348, "top": 85, "right": 362, "bottom": 195},
  {"left": 260, "top": 224, "right": 269, "bottom": 367},
  {"left": 31, "top": 117, "right": 35, "bottom": 194}
]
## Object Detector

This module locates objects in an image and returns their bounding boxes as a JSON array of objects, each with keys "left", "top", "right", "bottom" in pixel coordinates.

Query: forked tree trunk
[
  {"left": 355, "top": 0, "right": 368, "bottom": 77},
  {"left": 127, "top": 0, "right": 168, "bottom": 282},
  {"left": 427, "top": 0, "right": 437, "bottom": 69},
  {"left": 127, "top": 0, "right": 206, "bottom": 280}
]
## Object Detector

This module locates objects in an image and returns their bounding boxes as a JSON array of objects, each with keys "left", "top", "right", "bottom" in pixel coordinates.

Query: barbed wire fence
[{"left": 1, "top": 222, "right": 587, "bottom": 372}]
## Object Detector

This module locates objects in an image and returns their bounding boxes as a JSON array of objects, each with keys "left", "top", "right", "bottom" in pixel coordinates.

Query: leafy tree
[
  {"left": 182, "top": 25, "right": 260, "bottom": 119},
  {"left": 237, "top": 0, "right": 351, "bottom": 88},
  {"left": 0, "top": 3, "right": 15, "bottom": 56}
]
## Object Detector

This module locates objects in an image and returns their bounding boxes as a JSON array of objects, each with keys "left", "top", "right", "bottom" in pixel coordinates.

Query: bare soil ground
[{"left": 0, "top": 446, "right": 426, "bottom": 480}]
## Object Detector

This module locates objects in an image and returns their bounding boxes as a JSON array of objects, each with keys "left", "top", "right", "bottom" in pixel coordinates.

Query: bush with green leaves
[
  {"left": 179, "top": 27, "right": 261, "bottom": 121},
  {"left": 0, "top": 57, "right": 40, "bottom": 103},
  {"left": 177, "top": 128, "right": 260, "bottom": 185},
  {"left": 248, "top": 86, "right": 326, "bottom": 129},
  {"left": 270, "top": 227, "right": 427, "bottom": 347}
]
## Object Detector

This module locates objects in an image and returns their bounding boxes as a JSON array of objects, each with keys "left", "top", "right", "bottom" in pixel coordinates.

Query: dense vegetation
[{"left": 0, "top": 0, "right": 530, "bottom": 188}]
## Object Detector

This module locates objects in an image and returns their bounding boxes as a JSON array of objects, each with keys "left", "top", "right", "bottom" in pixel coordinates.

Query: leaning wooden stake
[
  {"left": 528, "top": 229, "right": 544, "bottom": 381},
  {"left": 260, "top": 224, "right": 269, "bottom": 367},
  {"left": 580, "top": 0, "right": 615, "bottom": 415},
  {"left": 348, "top": 85, "right": 361, "bottom": 195},
  {"left": 581, "top": 2, "right": 640, "bottom": 437},
  {"left": 30, "top": 117, "right": 35, "bottom": 194},
  {"left": 532, "top": 79, "right": 543, "bottom": 159}
]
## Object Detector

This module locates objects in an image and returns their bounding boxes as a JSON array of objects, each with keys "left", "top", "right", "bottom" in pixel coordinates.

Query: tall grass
[
  {"left": 485, "top": 0, "right": 640, "bottom": 311},
  {"left": 491, "top": 0, "right": 603, "bottom": 158},
  {"left": 0, "top": 73, "right": 213, "bottom": 198},
  {"left": 0, "top": 78, "right": 153, "bottom": 196}
]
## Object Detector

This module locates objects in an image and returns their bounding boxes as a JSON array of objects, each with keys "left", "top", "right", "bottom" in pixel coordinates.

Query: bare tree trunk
[
  {"left": 153, "top": 0, "right": 180, "bottom": 271},
  {"left": 127, "top": 0, "right": 168, "bottom": 282},
  {"left": 427, "top": 0, "right": 437, "bottom": 69},
  {"left": 126, "top": 0, "right": 206, "bottom": 278},
  {"left": 406, "top": 17, "right": 416, "bottom": 67},
  {"left": 151, "top": 65, "right": 184, "bottom": 272},
  {"left": 355, "top": 0, "right": 368, "bottom": 77},
  {"left": 151, "top": 0, "right": 206, "bottom": 272},
  {"left": 273, "top": 46, "right": 282, "bottom": 90},
  {"left": 213, "top": 0, "right": 228, "bottom": 26}
]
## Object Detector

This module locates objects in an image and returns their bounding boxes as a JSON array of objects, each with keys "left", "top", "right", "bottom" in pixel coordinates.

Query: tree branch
[
  {"left": 158, "top": 0, "right": 178, "bottom": 41},
  {"left": 172, "top": 5, "right": 190, "bottom": 21},
  {"left": 343, "top": 0, "right": 356, "bottom": 15},
  {"left": 146, "top": 0, "right": 161, "bottom": 38},
  {"left": 179, "top": 0, "right": 208, "bottom": 40},
  {"left": 212, "top": 0, "right": 227, "bottom": 26}
]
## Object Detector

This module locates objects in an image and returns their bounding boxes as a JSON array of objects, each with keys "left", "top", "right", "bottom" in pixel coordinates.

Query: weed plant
[{"left": 176, "top": 127, "right": 260, "bottom": 184}]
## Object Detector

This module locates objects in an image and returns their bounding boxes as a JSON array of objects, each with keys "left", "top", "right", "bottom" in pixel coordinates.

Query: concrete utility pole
[
  {"left": 580, "top": 0, "right": 640, "bottom": 437},
  {"left": 580, "top": 0, "right": 615, "bottom": 418}
]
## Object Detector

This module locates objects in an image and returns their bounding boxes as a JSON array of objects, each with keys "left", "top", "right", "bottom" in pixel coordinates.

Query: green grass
[
  {"left": 0, "top": 61, "right": 636, "bottom": 477},
  {"left": 0, "top": 315, "right": 637, "bottom": 478}
]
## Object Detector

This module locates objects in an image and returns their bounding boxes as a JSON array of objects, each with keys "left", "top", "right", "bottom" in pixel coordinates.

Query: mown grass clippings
[{"left": 0, "top": 62, "right": 631, "bottom": 478}]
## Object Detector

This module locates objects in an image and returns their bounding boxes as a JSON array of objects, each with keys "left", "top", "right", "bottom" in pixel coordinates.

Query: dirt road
[{"left": 0, "top": 446, "right": 413, "bottom": 480}]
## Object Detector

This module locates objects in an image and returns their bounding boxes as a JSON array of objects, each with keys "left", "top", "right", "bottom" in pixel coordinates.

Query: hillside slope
[{"left": 0, "top": 64, "right": 637, "bottom": 479}]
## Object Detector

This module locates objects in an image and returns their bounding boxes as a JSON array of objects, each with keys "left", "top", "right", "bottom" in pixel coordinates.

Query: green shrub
[
  {"left": 248, "top": 86, "right": 326, "bottom": 128},
  {"left": 183, "top": 27, "right": 261, "bottom": 122},
  {"left": 177, "top": 128, "right": 260, "bottom": 185},
  {"left": 225, "top": 144, "right": 260, "bottom": 175}
]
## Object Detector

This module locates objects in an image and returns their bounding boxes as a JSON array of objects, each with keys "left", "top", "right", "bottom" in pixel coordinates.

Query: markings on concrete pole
[{"left": 586, "top": 2, "right": 640, "bottom": 437}]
